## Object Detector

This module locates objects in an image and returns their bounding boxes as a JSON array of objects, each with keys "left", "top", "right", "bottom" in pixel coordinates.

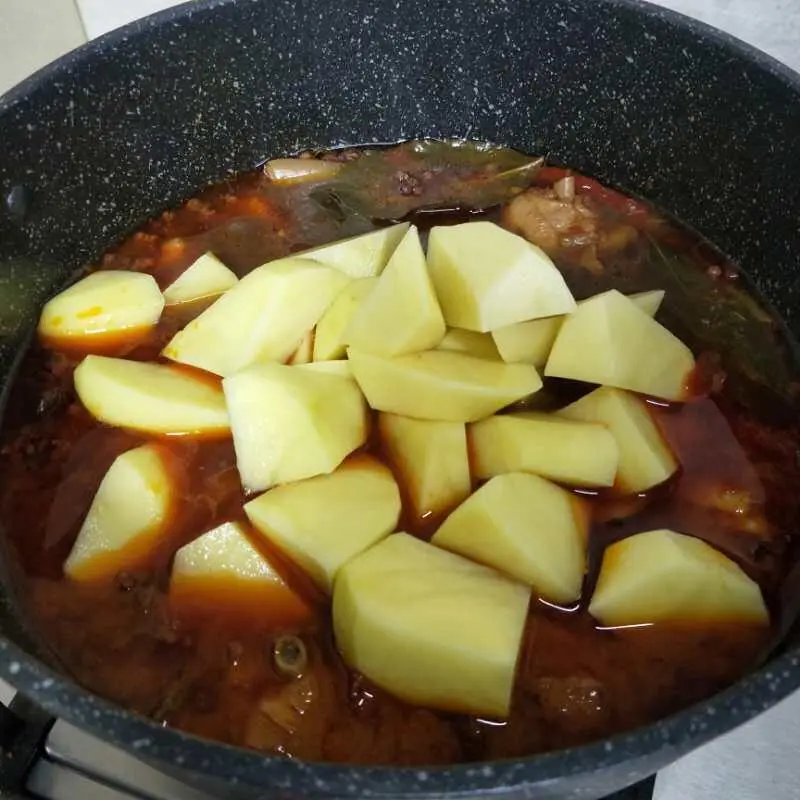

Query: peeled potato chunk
[
  {"left": 223, "top": 362, "right": 367, "bottom": 492},
  {"left": 64, "top": 444, "right": 174, "bottom": 581},
  {"left": 38, "top": 270, "right": 164, "bottom": 349},
  {"left": 378, "top": 413, "right": 471, "bottom": 522},
  {"left": 432, "top": 472, "right": 587, "bottom": 604},
  {"left": 436, "top": 328, "right": 500, "bottom": 360},
  {"left": 559, "top": 387, "right": 677, "bottom": 493},
  {"left": 313, "top": 278, "right": 377, "bottom": 361},
  {"left": 427, "top": 221, "right": 575, "bottom": 332},
  {"left": 589, "top": 529, "right": 768, "bottom": 626},
  {"left": 333, "top": 533, "right": 530, "bottom": 718},
  {"left": 492, "top": 290, "right": 663, "bottom": 367},
  {"left": 470, "top": 412, "right": 619, "bottom": 488},
  {"left": 170, "top": 520, "right": 310, "bottom": 626},
  {"left": 163, "top": 258, "right": 350, "bottom": 376},
  {"left": 492, "top": 316, "right": 562, "bottom": 367},
  {"left": 74, "top": 355, "right": 229, "bottom": 437},
  {"left": 162, "top": 252, "right": 238, "bottom": 306},
  {"left": 347, "top": 226, "right": 445, "bottom": 356},
  {"left": 347, "top": 348, "right": 541, "bottom": 422},
  {"left": 296, "top": 360, "right": 352, "bottom": 379},
  {"left": 244, "top": 456, "right": 401, "bottom": 592},
  {"left": 545, "top": 290, "right": 695, "bottom": 401},
  {"left": 298, "top": 222, "right": 410, "bottom": 278}
]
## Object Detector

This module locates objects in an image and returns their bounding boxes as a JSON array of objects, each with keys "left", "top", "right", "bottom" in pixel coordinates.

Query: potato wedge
[
  {"left": 378, "top": 413, "right": 471, "bottom": 522},
  {"left": 39, "top": 271, "right": 164, "bottom": 349},
  {"left": 288, "top": 329, "right": 315, "bottom": 364},
  {"left": 298, "top": 223, "right": 410, "bottom": 278},
  {"left": 589, "top": 529, "right": 768, "bottom": 626},
  {"left": 162, "top": 252, "right": 238, "bottom": 306},
  {"left": 313, "top": 278, "right": 377, "bottom": 361},
  {"left": 347, "top": 348, "right": 541, "bottom": 422},
  {"left": 223, "top": 362, "right": 367, "bottom": 492},
  {"left": 427, "top": 221, "right": 575, "bottom": 332},
  {"left": 628, "top": 289, "right": 665, "bottom": 317},
  {"left": 163, "top": 258, "right": 349, "bottom": 376},
  {"left": 492, "top": 290, "right": 663, "bottom": 366},
  {"left": 245, "top": 456, "right": 401, "bottom": 592},
  {"left": 436, "top": 328, "right": 500, "bottom": 360},
  {"left": 432, "top": 472, "right": 588, "bottom": 603},
  {"left": 470, "top": 412, "right": 619, "bottom": 488},
  {"left": 74, "top": 355, "right": 229, "bottom": 437},
  {"left": 333, "top": 533, "right": 530, "bottom": 717},
  {"left": 545, "top": 290, "right": 695, "bottom": 401},
  {"left": 492, "top": 317, "right": 562, "bottom": 367},
  {"left": 347, "top": 226, "right": 445, "bottom": 356},
  {"left": 559, "top": 387, "right": 677, "bottom": 493},
  {"left": 295, "top": 360, "right": 352, "bottom": 379},
  {"left": 64, "top": 444, "right": 175, "bottom": 581},
  {"left": 170, "top": 520, "right": 310, "bottom": 626}
]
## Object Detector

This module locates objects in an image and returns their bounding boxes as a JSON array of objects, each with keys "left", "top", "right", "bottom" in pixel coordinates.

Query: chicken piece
[{"left": 501, "top": 187, "right": 602, "bottom": 270}]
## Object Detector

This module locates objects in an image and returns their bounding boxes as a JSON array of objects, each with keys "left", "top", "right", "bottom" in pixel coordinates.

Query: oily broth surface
[{"left": 0, "top": 142, "right": 798, "bottom": 764}]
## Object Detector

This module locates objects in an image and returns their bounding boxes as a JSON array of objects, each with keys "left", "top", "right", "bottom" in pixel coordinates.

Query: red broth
[{"left": 1, "top": 141, "right": 798, "bottom": 764}]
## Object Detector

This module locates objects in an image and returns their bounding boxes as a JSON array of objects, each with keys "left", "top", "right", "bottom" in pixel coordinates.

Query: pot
[{"left": 1, "top": 0, "right": 799, "bottom": 797}]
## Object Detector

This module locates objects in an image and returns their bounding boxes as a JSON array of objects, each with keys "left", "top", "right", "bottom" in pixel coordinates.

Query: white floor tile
[
  {"left": 0, "top": 0, "right": 86, "bottom": 95},
  {"left": 75, "top": 0, "right": 187, "bottom": 39}
]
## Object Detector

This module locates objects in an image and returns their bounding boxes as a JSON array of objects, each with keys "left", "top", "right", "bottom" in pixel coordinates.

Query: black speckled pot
[{"left": 0, "top": 0, "right": 799, "bottom": 797}]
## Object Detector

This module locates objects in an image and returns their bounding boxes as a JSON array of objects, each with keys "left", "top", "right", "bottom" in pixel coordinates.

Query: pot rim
[{"left": 1, "top": 0, "right": 800, "bottom": 795}]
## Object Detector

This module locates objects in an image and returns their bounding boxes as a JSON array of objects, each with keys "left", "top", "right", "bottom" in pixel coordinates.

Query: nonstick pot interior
[{"left": 1, "top": 0, "right": 800, "bottom": 797}]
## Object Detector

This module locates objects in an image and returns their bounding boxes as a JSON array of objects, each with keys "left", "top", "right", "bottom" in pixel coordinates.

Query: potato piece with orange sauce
[
  {"left": 170, "top": 520, "right": 310, "bottom": 626},
  {"left": 38, "top": 271, "right": 164, "bottom": 350},
  {"left": 74, "top": 355, "right": 229, "bottom": 437},
  {"left": 64, "top": 444, "right": 175, "bottom": 582},
  {"left": 589, "top": 529, "right": 769, "bottom": 626},
  {"left": 162, "top": 252, "right": 238, "bottom": 306}
]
